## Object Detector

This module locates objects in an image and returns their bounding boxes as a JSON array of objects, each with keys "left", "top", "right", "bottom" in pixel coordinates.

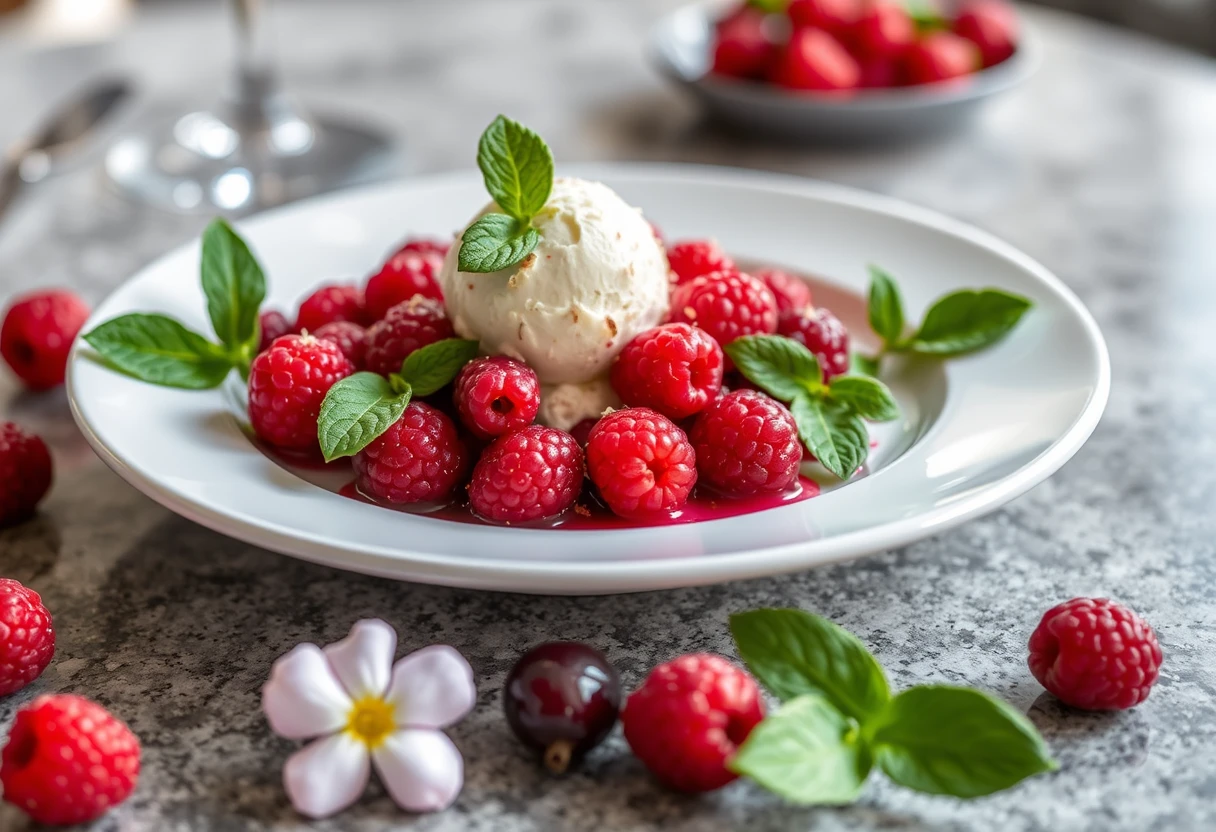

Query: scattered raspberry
[
  {"left": 295, "top": 284, "right": 367, "bottom": 332},
  {"left": 0, "top": 694, "right": 140, "bottom": 825},
  {"left": 468, "top": 426, "right": 584, "bottom": 524},
  {"left": 666, "top": 240, "right": 736, "bottom": 286},
  {"left": 903, "top": 31, "right": 980, "bottom": 85},
  {"left": 365, "top": 251, "right": 444, "bottom": 321},
  {"left": 313, "top": 321, "right": 367, "bottom": 370},
  {"left": 394, "top": 237, "right": 452, "bottom": 259},
  {"left": 610, "top": 323, "right": 724, "bottom": 420},
  {"left": 622, "top": 654, "right": 764, "bottom": 793},
  {"left": 569, "top": 418, "right": 597, "bottom": 448},
  {"left": 691, "top": 389, "right": 802, "bottom": 496},
  {"left": 754, "top": 269, "right": 812, "bottom": 317},
  {"left": 0, "top": 290, "right": 90, "bottom": 390},
  {"left": 585, "top": 408, "right": 697, "bottom": 518},
  {"left": 860, "top": 56, "right": 901, "bottom": 88},
  {"left": 712, "top": 6, "right": 777, "bottom": 80},
  {"left": 669, "top": 271, "right": 778, "bottom": 366},
  {"left": 353, "top": 402, "right": 468, "bottom": 505},
  {"left": 786, "top": 0, "right": 861, "bottom": 37},
  {"left": 0, "top": 422, "right": 52, "bottom": 528},
  {"left": 0, "top": 578, "right": 54, "bottom": 696},
  {"left": 853, "top": 0, "right": 916, "bottom": 59},
  {"left": 771, "top": 27, "right": 861, "bottom": 92},
  {"left": 257, "top": 309, "right": 294, "bottom": 354},
  {"left": 778, "top": 306, "right": 850, "bottom": 381},
  {"left": 454, "top": 356, "right": 540, "bottom": 439},
  {"left": 954, "top": 0, "right": 1018, "bottom": 68},
  {"left": 1028, "top": 597, "right": 1163, "bottom": 711},
  {"left": 364, "top": 297, "right": 455, "bottom": 377},
  {"left": 248, "top": 334, "right": 355, "bottom": 450}
]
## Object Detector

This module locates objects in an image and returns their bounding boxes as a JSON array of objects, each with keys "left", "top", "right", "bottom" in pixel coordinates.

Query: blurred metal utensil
[{"left": 0, "top": 78, "right": 132, "bottom": 222}]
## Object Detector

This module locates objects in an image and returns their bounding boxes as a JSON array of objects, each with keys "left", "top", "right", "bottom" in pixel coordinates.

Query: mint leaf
[
  {"left": 477, "top": 115, "right": 554, "bottom": 221},
  {"left": 730, "top": 695, "right": 871, "bottom": 805},
  {"left": 907, "top": 289, "right": 1032, "bottom": 356},
  {"left": 867, "top": 266, "right": 905, "bottom": 346},
  {"left": 200, "top": 218, "right": 266, "bottom": 354},
  {"left": 789, "top": 395, "right": 869, "bottom": 480},
  {"left": 725, "top": 334, "right": 824, "bottom": 402},
  {"left": 730, "top": 609, "right": 890, "bottom": 723},
  {"left": 398, "top": 338, "right": 479, "bottom": 397},
  {"left": 458, "top": 214, "right": 540, "bottom": 274},
  {"left": 318, "top": 372, "right": 411, "bottom": 462},
  {"left": 83, "top": 314, "right": 233, "bottom": 389},
  {"left": 850, "top": 353, "right": 880, "bottom": 377},
  {"left": 746, "top": 0, "right": 786, "bottom": 13},
  {"left": 828, "top": 376, "right": 900, "bottom": 422},
  {"left": 871, "top": 685, "right": 1057, "bottom": 798}
]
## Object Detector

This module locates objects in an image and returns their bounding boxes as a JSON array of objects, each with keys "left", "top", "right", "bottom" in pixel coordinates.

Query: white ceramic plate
[{"left": 67, "top": 165, "right": 1108, "bottom": 594}]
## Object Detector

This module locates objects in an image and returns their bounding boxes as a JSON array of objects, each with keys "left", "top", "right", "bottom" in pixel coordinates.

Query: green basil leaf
[
  {"left": 871, "top": 685, "right": 1057, "bottom": 798},
  {"left": 730, "top": 608, "right": 891, "bottom": 723},
  {"left": 747, "top": 0, "right": 787, "bottom": 12},
  {"left": 789, "top": 395, "right": 869, "bottom": 480},
  {"left": 850, "top": 353, "right": 880, "bottom": 377},
  {"left": 729, "top": 695, "right": 872, "bottom": 805},
  {"left": 317, "top": 372, "right": 412, "bottom": 462},
  {"left": 458, "top": 214, "right": 540, "bottom": 274},
  {"left": 907, "top": 289, "right": 1032, "bottom": 356},
  {"left": 725, "top": 334, "right": 824, "bottom": 402},
  {"left": 82, "top": 314, "right": 233, "bottom": 389},
  {"left": 200, "top": 218, "right": 266, "bottom": 352},
  {"left": 477, "top": 115, "right": 554, "bottom": 221},
  {"left": 398, "top": 338, "right": 480, "bottom": 397},
  {"left": 828, "top": 375, "right": 900, "bottom": 422},
  {"left": 867, "top": 265, "right": 905, "bottom": 346}
]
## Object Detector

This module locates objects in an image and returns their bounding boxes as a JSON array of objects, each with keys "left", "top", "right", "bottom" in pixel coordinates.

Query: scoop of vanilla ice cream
[
  {"left": 439, "top": 177, "right": 670, "bottom": 385},
  {"left": 538, "top": 378, "right": 622, "bottom": 432}
]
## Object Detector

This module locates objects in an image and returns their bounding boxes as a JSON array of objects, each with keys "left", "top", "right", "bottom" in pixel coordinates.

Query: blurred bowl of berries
[{"left": 651, "top": 0, "right": 1038, "bottom": 142}]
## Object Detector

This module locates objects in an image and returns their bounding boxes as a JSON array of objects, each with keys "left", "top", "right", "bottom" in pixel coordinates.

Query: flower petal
[
  {"left": 372, "top": 729, "right": 463, "bottom": 813},
  {"left": 283, "top": 733, "right": 370, "bottom": 819},
  {"left": 323, "top": 618, "right": 398, "bottom": 700},
  {"left": 385, "top": 645, "right": 476, "bottom": 729},
  {"left": 263, "top": 643, "right": 352, "bottom": 739}
]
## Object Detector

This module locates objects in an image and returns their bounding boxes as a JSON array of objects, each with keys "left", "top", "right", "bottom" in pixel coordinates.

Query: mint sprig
[
  {"left": 729, "top": 608, "right": 1057, "bottom": 804},
  {"left": 316, "top": 338, "right": 478, "bottom": 462},
  {"left": 458, "top": 115, "right": 554, "bottom": 274}
]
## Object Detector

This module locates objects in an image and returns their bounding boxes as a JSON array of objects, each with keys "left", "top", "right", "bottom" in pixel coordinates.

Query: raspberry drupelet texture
[
  {"left": 394, "top": 237, "right": 452, "bottom": 259},
  {"left": 468, "top": 426, "right": 584, "bottom": 524},
  {"left": 247, "top": 334, "right": 355, "bottom": 450},
  {"left": 585, "top": 408, "right": 697, "bottom": 518},
  {"left": 778, "top": 306, "right": 850, "bottom": 381},
  {"left": 1, "top": 290, "right": 90, "bottom": 390},
  {"left": 610, "top": 323, "right": 725, "bottom": 420},
  {"left": 1028, "top": 597, "right": 1163, "bottom": 711},
  {"left": 313, "top": 321, "right": 368, "bottom": 370},
  {"left": 364, "top": 250, "right": 445, "bottom": 321},
  {"left": 353, "top": 401, "right": 468, "bottom": 505},
  {"left": 622, "top": 654, "right": 765, "bottom": 793},
  {"left": 295, "top": 284, "right": 367, "bottom": 332},
  {"left": 666, "top": 239, "right": 736, "bottom": 285},
  {"left": 454, "top": 356, "right": 541, "bottom": 439},
  {"left": 0, "top": 694, "right": 141, "bottom": 825},
  {"left": 669, "top": 271, "right": 778, "bottom": 367},
  {"left": 363, "top": 297, "right": 455, "bottom": 377},
  {"left": 691, "top": 389, "right": 802, "bottom": 496},
  {"left": 0, "top": 421, "right": 53, "bottom": 528},
  {"left": 0, "top": 578, "right": 55, "bottom": 696},
  {"left": 257, "top": 309, "right": 294, "bottom": 354},
  {"left": 754, "top": 268, "right": 812, "bottom": 317}
]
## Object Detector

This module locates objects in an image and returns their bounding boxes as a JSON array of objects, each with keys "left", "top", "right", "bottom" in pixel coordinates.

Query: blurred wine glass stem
[{"left": 229, "top": 0, "right": 278, "bottom": 130}]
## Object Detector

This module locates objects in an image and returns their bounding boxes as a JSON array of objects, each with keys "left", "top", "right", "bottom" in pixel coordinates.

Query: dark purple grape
[{"left": 503, "top": 641, "right": 622, "bottom": 774}]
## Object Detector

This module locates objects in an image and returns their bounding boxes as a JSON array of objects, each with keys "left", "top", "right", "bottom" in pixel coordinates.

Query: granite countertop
[{"left": 1, "top": 2, "right": 1214, "bottom": 830}]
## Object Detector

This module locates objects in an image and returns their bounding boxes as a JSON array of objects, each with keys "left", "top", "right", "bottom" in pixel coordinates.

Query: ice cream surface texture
[{"left": 439, "top": 177, "right": 670, "bottom": 385}]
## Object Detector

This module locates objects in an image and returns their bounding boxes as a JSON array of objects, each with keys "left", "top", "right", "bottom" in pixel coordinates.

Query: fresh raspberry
[
  {"left": 903, "top": 32, "right": 981, "bottom": 85},
  {"left": 364, "top": 297, "right": 455, "bottom": 377},
  {"left": 610, "top": 323, "right": 724, "bottom": 420},
  {"left": 669, "top": 271, "right": 778, "bottom": 367},
  {"left": 394, "top": 237, "right": 452, "bottom": 259},
  {"left": 569, "top": 418, "right": 597, "bottom": 449},
  {"left": 860, "top": 56, "right": 902, "bottom": 88},
  {"left": 295, "top": 284, "right": 367, "bottom": 332},
  {"left": 1028, "top": 597, "right": 1163, "bottom": 711},
  {"left": 954, "top": 0, "right": 1019, "bottom": 68},
  {"left": 313, "top": 321, "right": 367, "bottom": 370},
  {"left": 666, "top": 240, "right": 736, "bottom": 286},
  {"left": 454, "top": 356, "right": 540, "bottom": 439},
  {"left": 468, "top": 426, "right": 584, "bottom": 523},
  {"left": 622, "top": 654, "right": 764, "bottom": 793},
  {"left": 0, "top": 422, "right": 52, "bottom": 528},
  {"left": 365, "top": 251, "right": 444, "bottom": 321},
  {"left": 247, "top": 334, "right": 355, "bottom": 450},
  {"left": 0, "top": 694, "right": 140, "bottom": 825},
  {"left": 754, "top": 268, "right": 812, "bottom": 317},
  {"left": 712, "top": 7, "right": 777, "bottom": 80},
  {"left": 0, "top": 578, "right": 54, "bottom": 696},
  {"left": 691, "top": 389, "right": 802, "bottom": 496},
  {"left": 257, "top": 309, "right": 294, "bottom": 354},
  {"left": 771, "top": 27, "right": 861, "bottom": 92},
  {"left": 778, "top": 306, "right": 850, "bottom": 380},
  {"left": 1, "top": 290, "right": 90, "bottom": 390},
  {"left": 854, "top": 1, "right": 916, "bottom": 59},
  {"left": 585, "top": 408, "right": 697, "bottom": 518},
  {"left": 353, "top": 401, "right": 468, "bottom": 505},
  {"left": 786, "top": 0, "right": 861, "bottom": 36}
]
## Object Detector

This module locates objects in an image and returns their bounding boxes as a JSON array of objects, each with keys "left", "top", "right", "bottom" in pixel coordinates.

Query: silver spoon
[{"left": 0, "top": 79, "right": 132, "bottom": 222}]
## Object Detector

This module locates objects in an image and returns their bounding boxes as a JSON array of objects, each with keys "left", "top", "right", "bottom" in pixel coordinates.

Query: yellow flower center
[{"left": 345, "top": 696, "right": 396, "bottom": 748}]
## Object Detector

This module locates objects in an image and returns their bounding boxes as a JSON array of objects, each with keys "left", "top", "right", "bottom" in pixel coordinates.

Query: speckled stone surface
[{"left": 1, "top": 2, "right": 1214, "bottom": 830}]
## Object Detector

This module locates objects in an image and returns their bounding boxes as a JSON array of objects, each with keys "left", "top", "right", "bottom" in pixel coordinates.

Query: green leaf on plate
[
  {"left": 850, "top": 352, "right": 881, "bottom": 377},
  {"left": 199, "top": 218, "right": 266, "bottom": 353},
  {"left": 398, "top": 338, "right": 480, "bottom": 397},
  {"left": 82, "top": 313, "right": 234, "bottom": 390},
  {"left": 907, "top": 289, "right": 1032, "bottom": 356},
  {"left": 457, "top": 213, "right": 540, "bottom": 274},
  {"left": 828, "top": 375, "right": 900, "bottom": 422},
  {"left": 725, "top": 334, "right": 825, "bottom": 402},
  {"left": 317, "top": 372, "right": 412, "bottom": 462},
  {"left": 867, "top": 265, "right": 905, "bottom": 347},
  {"left": 789, "top": 395, "right": 870, "bottom": 480}
]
